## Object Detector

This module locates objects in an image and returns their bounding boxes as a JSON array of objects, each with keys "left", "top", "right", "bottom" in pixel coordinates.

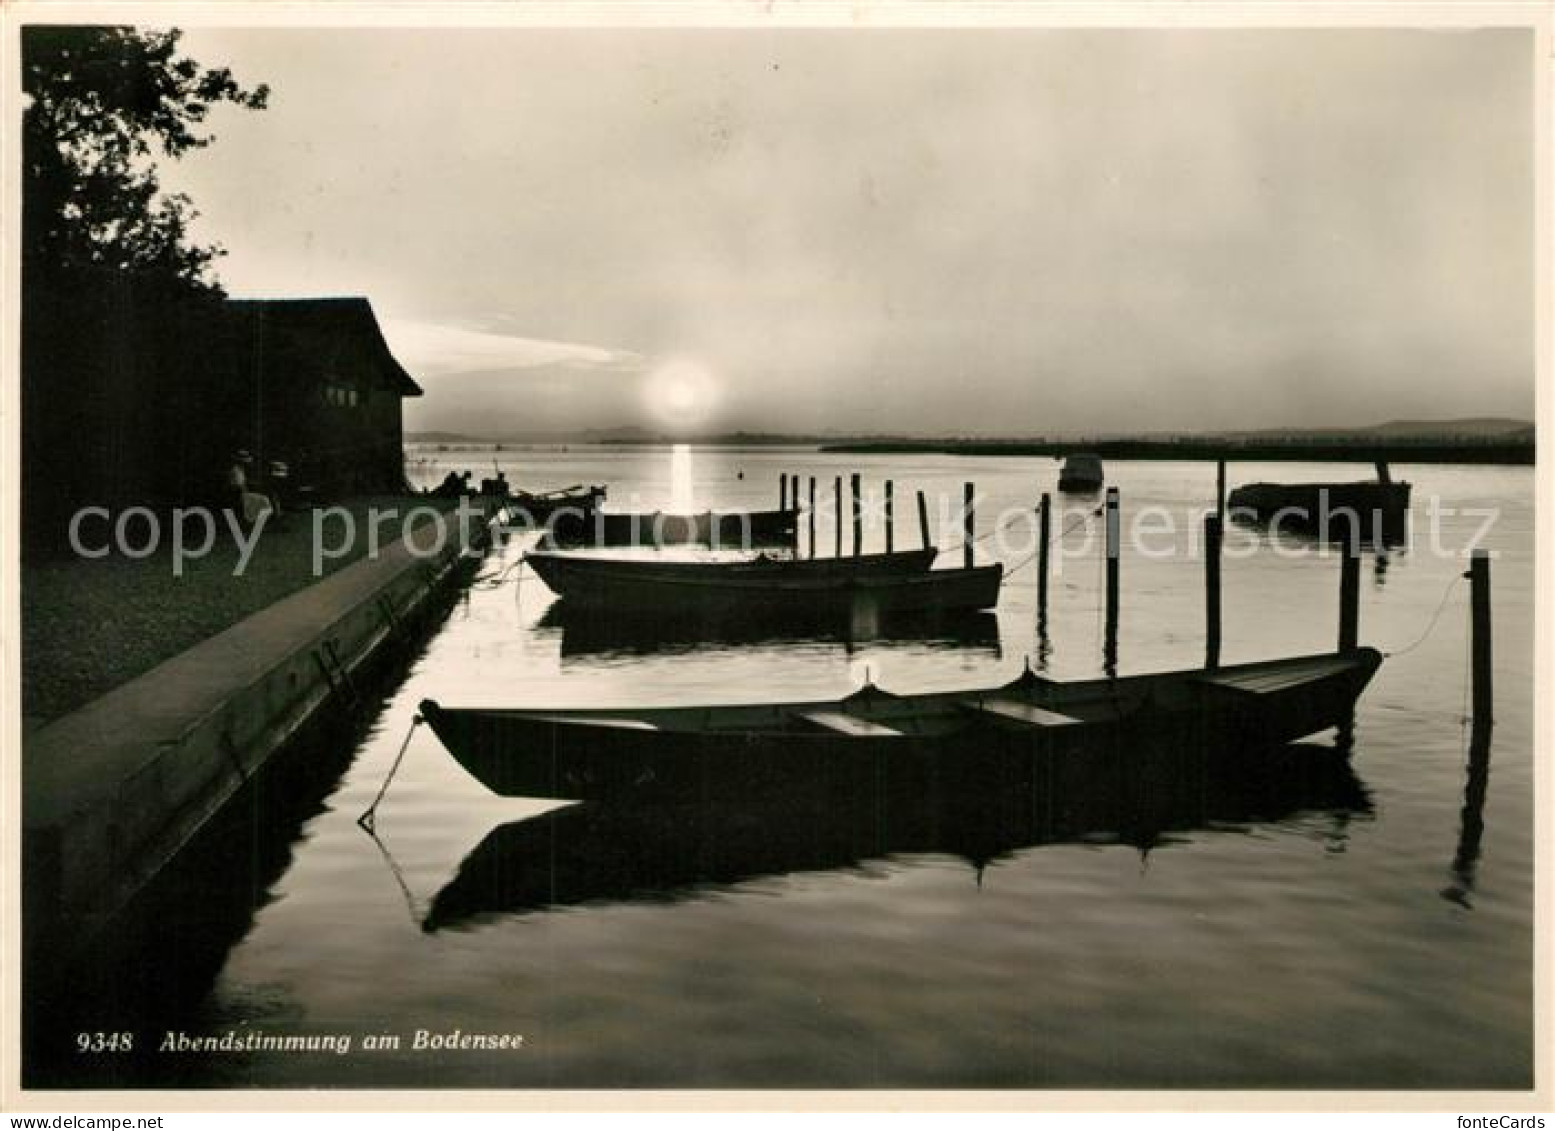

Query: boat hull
[
  {"left": 1227, "top": 481, "right": 1411, "bottom": 545},
  {"left": 1058, "top": 454, "right": 1105, "bottom": 493},
  {"left": 525, "top": 553, "right": 1002, "bottom": 618},
  {"left": 505, "top": 487, "right": 606, "bottom": 523},
  {"left": 420, "top": 648, "right": 1382, "bottom": 802}
]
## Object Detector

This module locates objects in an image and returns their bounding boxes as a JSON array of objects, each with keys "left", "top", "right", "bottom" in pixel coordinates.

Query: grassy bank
[{"left": 21, "top": 496, "right": 461, "bottom": 724}]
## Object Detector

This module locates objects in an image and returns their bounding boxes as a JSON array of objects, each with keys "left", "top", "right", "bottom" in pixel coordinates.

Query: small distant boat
[
  {"left": 525, "top": 548, "right": 999, "bottom": 618},
  {"left": 1058, "top": 453, "right": 1105, "bottom": 492},
  {"left": 1227, "top": 463, "right": 1410, "bottom": 545},
  {"left": 546, "top": 507, "right": 799, "bottom": 548},
  {"left": 419, "top": 647, "right": 1382, "bottom": 801}
]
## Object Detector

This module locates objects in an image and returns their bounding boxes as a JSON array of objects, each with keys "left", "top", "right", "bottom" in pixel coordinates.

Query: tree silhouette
[
  {"left": 21, "top": 27, "right": 269, "bottom": 547},
  {"left": 22, "top": 26, "right": 268, "bottom": 292}
]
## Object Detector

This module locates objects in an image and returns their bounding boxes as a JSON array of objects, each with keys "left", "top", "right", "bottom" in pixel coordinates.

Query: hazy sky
[{"left": 166, "top": 26, "right": 1534, "bottom": 436}]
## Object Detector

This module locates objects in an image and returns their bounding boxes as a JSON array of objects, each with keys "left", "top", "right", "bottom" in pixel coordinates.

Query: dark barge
[{"left": 1227, "top": 463, "right": 1411, "bottom": 545}]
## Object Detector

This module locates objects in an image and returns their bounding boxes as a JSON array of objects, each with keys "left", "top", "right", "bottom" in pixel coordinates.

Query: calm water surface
[{"left": 44, "top": 449, "right": 1535, "bottom": 1089}]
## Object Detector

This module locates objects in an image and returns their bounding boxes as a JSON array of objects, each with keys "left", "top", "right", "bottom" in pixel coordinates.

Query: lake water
[{"left": 33, "top": 448, "right": 1534, "bottom": 1090}]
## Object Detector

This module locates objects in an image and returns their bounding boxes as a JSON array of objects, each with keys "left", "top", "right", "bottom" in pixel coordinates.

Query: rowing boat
[
  {"left": 418, "top": 647, "right": 1382, "bottom": 801},
  {"left": 524, "top": 549, "right": 1001, "bottom": 617},
  {"left": 505, "top": 485, "right": 606, "bottom": 521}
]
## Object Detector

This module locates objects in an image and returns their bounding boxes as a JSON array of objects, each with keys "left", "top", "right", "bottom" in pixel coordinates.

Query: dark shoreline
[{"left": 818, "top": 439, "right": 1535, "bottom": 465}]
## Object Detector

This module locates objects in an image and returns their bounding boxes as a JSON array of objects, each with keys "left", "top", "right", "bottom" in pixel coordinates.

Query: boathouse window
[{"left": 323, "top": 383, "right": 360, "bottom": 408}]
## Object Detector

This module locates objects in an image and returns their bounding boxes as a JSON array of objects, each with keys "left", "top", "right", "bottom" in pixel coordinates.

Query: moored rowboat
[
  {"left": 524, "top": 548, "right": 999, "bottom": 617},
  {"left": 505, "top": 485, "right": 606, "bottom": 521},
  {"left": 419, "top": 647, "right": 1383, "bottom": 802}
]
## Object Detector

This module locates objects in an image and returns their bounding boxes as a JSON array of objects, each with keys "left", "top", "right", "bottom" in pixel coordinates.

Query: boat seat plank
[
  {"left": 959, "top": 697, "right": 1084, "bottom": 728},
  {"left": 795, "top": 710, "right": 904, "bottom": 737},
  {"left": 530, "top": 714, "right": 659, "bottom": 731},
  {"left": 1195, "top": 669, "right": 1341, "bottom": 694},
  {"left": 1193, "top": 660, "right": 1349, "bottom": 697}
]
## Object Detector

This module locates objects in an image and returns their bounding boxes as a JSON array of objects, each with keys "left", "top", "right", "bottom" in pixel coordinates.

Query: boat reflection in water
[
  {"left": 537, "top": 601, "right": 1002, "bottom": 662},
  {"left": 420, "top": 736, "right": 1370, "bottom": 933}
]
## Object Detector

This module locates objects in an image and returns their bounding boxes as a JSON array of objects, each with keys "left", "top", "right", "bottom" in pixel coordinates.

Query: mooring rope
[
  {"left": 1001, "top": 504, "right": 1102, "bottom": 584},
  {"left": 357, "top": 714, "right": 423, "bottom": 832},
  {"left": 361, "top": 820, "right": 426, "bottom": 927},
  {"left": 1381, "top": 572, "right": 1464, "bottom": 660},
  {"left": 939, "top": 509, "right": 1033, "bottom": 562},
  {"left": 468, "top": 550, "right": 528, "bottom": 590}
]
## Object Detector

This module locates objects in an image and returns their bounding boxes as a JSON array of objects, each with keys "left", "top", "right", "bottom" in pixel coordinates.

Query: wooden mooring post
[
  {"left": 885, "top": 480, "right": 895, "bottom": 554},
  {"left": 1338, "top": 533, "right": 1360, "bottom": 652},
  {"left": 851, "top": 473, "right": 863, "bottom": 556},
  {"left": 1445, "top": 551, "right": 1495, "bottom": 905},
  {"left": 1037, "top": 492, "right": 1051, "bottom": 619},
  {"left": 1216, "top": 459, "right": 1227, "bottom": 519},
  {"left": 1104, "top": 487, "right": 1120, "bottom": 671},
  {"left": 963, "top": 483, "right": 975, "bottom": 570},
  {"left": 834, "top": 476, "right": 843, "bottom": 557},
  {"left": 1470, "top": 549, "right": 1493, "bottom": 727},
  {"left": 1205, "top": 512, "right": 1223, "bottom": 669},
  {"left": 808, "top": 476, "right": 817, "bottom": 559},
  {"left": 780, "top": 475, "right": 788, "bottom": 512},
  {"left": 917, "top": 490, "right": 931, "bottom": 552}
]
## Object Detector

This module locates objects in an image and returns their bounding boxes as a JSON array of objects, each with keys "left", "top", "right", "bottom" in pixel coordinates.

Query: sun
[{"left": 643, "top": 359, "right": 719, "bottom": 429}]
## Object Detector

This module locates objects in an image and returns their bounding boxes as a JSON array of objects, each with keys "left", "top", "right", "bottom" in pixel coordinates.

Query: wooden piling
[
  {"left": 885, "top": 480, "right": 895, "bottom": 554},
  {"left": 1470, "top": 549, "right": 1493, "bottom": 726},
  {"left": 851, "top": 473, "right": 863, "bottom": 556},
  {"left": 1037, "top": 492, "right": 1051, "bottom": 618},
  {"left": 1338, "top": 534, "right": 1360, "bottom": 652},
  {"left": 780, "top": 475, "right": 788, "bottom": 512},
  {"left": 1205, "top": 512, "right": 1223, "bottom": 669},
  {"left": 834, "top": 476, "right": 843, "bottom": 557},
  {"left": 963, "top": 483, "right": 975, "bottom": 570},
  {"left": 1216, "top": 460, "right": 1227, "bottom": 519},
  {"left": 1104, "top": 487, "right": 1120, "bottom": 669},
  {"left": 808, "top": 476, "right": 817, "bottom": 559},
  {"left": 1445, "top": 554, "right": 1495, "bottom": 904},
  {"left": 917, "top": 490, "right": 931, "bottom": 552}
]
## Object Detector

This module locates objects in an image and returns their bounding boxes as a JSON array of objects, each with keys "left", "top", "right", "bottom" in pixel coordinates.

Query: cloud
[{"left": 378, "top": 317, "right": 645, "bottom": 379}]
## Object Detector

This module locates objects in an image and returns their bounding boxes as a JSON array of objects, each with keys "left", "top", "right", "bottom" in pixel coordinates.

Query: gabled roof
[{"left": 223, "top": 296, "right": 423, "bottom": 396}]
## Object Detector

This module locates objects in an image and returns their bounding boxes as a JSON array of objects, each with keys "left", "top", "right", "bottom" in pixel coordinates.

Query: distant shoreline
[
  {"left": 404, "top": 436, "right": 1535, "bottom": 465},
  {"left": 817, "top": 439, "right": 1535, "bottom": 465}
]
